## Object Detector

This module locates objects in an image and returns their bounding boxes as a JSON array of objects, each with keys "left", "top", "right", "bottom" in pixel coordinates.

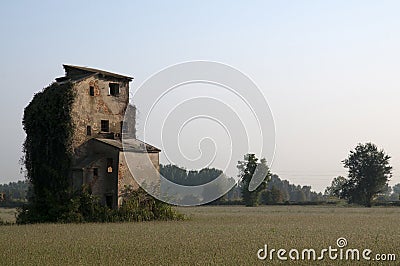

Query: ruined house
[{"left": 56, "top": 65, "right": 160, "bottom": 209}]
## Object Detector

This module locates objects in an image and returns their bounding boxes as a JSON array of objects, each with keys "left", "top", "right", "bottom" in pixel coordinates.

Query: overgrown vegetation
[
  {"left": 21, "top": 82, "right": 75, "bottom": 223},
  {"left": 14, "top": 186, "right": 183, "bottom": 224},
  {"left": 118, "top": 186, "right": 184, "bottom": 222},
  {"left": 21, "top": 186, "right": 184, "bottom": 224}
]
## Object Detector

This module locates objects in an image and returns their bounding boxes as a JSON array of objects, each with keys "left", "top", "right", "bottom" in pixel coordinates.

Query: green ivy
[{"left": 19, "top": 82, "right": 75, "bottom": 223}]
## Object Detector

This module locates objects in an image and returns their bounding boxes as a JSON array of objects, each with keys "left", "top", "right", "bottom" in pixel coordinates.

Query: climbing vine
[{"left": 19, "top": 82, "right": 75, "bottom": 223}]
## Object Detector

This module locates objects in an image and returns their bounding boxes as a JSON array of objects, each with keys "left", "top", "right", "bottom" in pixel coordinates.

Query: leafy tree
[
  {"left": 292, "top": 188, "right": 306, "bottom": 202},
  {"left": 238, "top": 154, "right": 271, "bottom": 206},
  {"left": 261, "top": 186, "right": 283, "bottom": 204},
  {"left": 225, "top": 182, "right": 242, "bottom": 201},
  {"left": 310, "top": 192, "right": 325, "bottom": 202},
  {"left": 267, "top": 174, "right": 289, "bottom": 201},
  {"left": 202, "top": 175, "right": 235, "bottom": 204},
  {"left": 325, "top": 176, "right": 347, "bottom": 197},
  {"left": 0, "top": 180, "right": 30, "bottom": 202},
  {"left": 375, "top": 184, "right": 392, "bottom": 202},
  {"left": 270, "top": 186, "right": 283, "bottom": 203},
  {"left": 392, "top": 183, "right": 400, "bottom": 195},
  {"left": 391, "top": 183, "right": 400, "bottom": 201},
  {"left": 340, "top": 143, "right": 392, "bottom": 207},
  {"left": 301, "top": 186, "right": 311, "bottom": 201},
  {"left": 160, "top": 164, "right": 234, "bottom": 204}
]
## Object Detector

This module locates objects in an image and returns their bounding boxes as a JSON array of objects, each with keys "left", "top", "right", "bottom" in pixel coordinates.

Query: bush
[
  {"left": 17, "top": 186, "right": 184, "bottom": 224},
  {"left": 118, "top": 186, "right": 184, "bottom": 222}
]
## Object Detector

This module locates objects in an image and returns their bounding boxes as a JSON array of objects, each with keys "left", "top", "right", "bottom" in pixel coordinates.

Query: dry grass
[
  {"left": 0, "top": 206, "right": 399, "bottom": 265},
  {"left": 0, "top": 208, "right": 17, "bottom": 223}
]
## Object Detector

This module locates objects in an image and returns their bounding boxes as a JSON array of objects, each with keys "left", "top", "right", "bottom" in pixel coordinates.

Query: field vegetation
[{"left": 1, "top": 206, "right": 399, "bottom": 265}]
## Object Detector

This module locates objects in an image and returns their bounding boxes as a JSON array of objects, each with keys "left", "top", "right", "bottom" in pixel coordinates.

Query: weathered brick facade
[{"left": 56, "top": 65, "right": 160, "bottom": 209}]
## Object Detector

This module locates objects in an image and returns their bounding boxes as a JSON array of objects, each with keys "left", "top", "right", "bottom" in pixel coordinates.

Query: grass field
[
  {"left": 0, "top": 206, "right": 399, "bottom": 265},
  {"left": 0, "top": 208, "right": 17, "bottom": 223}
]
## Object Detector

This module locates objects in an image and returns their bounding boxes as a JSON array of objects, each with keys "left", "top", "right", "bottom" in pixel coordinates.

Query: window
[
  {"left": 107, "top": 158, "right": 113, "bottom": 173},
  {"left": 109, "top": 83, "right": 119, "bottom": 96},
  {"left": 101, "top": 120, "right": 109, "bottom": 132},
  {"left": 86, "top": 125, "right": 91, "bottom": 136},
  {"left": 105, "top": 195, "right": 113, "bottom": 208},
  {"left": 93, "top": 168, "right": 98, "bottom": 176},
  {"left": 120, "top": 121, "right": 128, "bottom": 133},
  {"left": 89, "top": 86, "right": 94, "bottom": 96}
]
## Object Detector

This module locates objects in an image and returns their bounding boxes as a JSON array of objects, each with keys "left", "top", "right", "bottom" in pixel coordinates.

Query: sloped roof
[
  {"left": 94, "top": 138, "right": 161, "bottom": 153},
  {"left": 63, "top": 64, "right": 133, "bottom": 81}
]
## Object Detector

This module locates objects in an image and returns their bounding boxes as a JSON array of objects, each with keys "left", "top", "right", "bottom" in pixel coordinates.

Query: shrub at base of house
[{"left": 16, "top": 186, "right": 184, "bottom": 224}]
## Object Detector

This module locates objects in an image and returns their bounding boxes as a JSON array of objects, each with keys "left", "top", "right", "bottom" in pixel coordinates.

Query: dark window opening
[
  {"left": 120, "top": 121, "right": 128, "bottom": 133},
  {"left": 86, "top": 125, "right": 91, "bottom": 136},
  {"left": 101, "top": 120, "right": 109, "bottom": 132},
  {"left": 109, "top": 83, "right": 119, "bottom": 96},
  {"left": 72, "top": 171, "right": 83, "bottom": 191},
  {"left": 89, "top": 86, "right": 95, "bottom": 96},
  {"left": 93, "top": 168, "right": 98, "bottom": 177},
  {"left": 105, "top": 195, "right": 113, "bottom": 208},
  {"left": 107, "top": 158, "right": 113, "bottom": 173}
]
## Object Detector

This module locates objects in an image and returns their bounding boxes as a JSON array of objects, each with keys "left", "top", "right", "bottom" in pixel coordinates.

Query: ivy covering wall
[{"left": 20, "top": 82, "right": 75, "bottom": 222}]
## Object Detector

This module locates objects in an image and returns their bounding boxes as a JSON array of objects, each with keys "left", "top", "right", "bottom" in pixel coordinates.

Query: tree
[
  {"left": 261, "top": 186, "right": 283, "bottom": 204},
  {"left": 391, "top": 183, "right": 400, "bottom": 201},
  {"left": 238, "top": 154, "right": 271, "bottom": 207},
  {"left": 340, "top": 143, "right": 392, "bottom": 207},
  {"left": 325, "top": 176, "right": 347, "bottom": 197},
  {"left": 0, "top": 180, "right": 30, "bottom": 202},
  {"left": 293, "top": 188, "right": 306, "bottom": 202},
  {"left": 160, "top": 164, "right": 223, "bottom": 186},
  {"left": 375, "top": 184, "right": 392, "bottom": 202},
  {"left": 392, "top": 183, "right": 400, "bottom": 195}
]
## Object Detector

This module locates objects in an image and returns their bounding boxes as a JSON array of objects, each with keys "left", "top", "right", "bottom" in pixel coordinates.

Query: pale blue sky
[{"left": 1, "top": 1, "right": 400, "bottom": 192}]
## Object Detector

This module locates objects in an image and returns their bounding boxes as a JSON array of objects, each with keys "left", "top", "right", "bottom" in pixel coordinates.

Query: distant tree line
[
  {"left": 160, "top": 164, "right": 232, "bottom": 186},
  {"left": 162, "top": 142, "right": 399, "bottom": 208},
  {"left": 0, "top": 180, "right": 29, "bottom": 205},
  {"left": 261, "top": 175, "right": 325, "bottom": 204},
  {"left": 225, "top": 172, "right": 325, "bottom": 205},
  {"left": 160, "top": 157, "right": 325, "bottom": 206},
  {"left": 160, "top": 164, "right": 236, "bottom": 204}
]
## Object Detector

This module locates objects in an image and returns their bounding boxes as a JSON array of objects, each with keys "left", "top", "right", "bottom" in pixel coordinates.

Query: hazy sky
[{"left": 1, "top": 1, "right": 399, "bottom": 192}]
